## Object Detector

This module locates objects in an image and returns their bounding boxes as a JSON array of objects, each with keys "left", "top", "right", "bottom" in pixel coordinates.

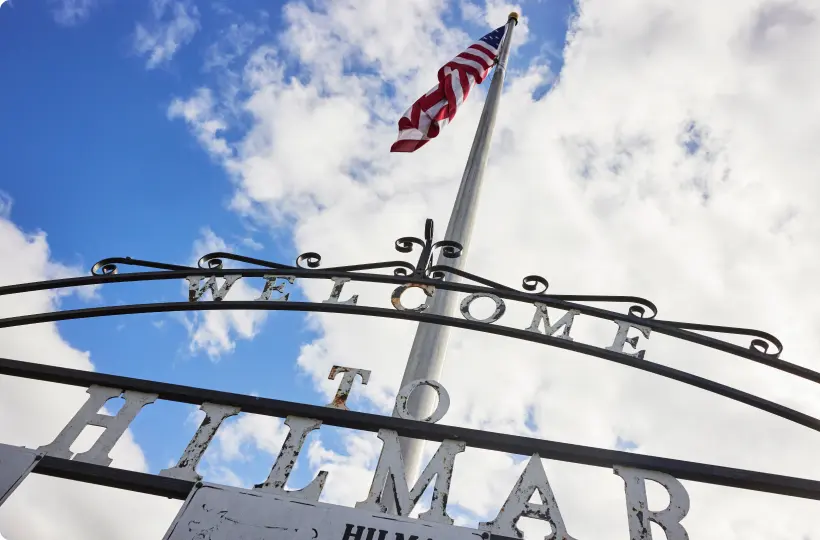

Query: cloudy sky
[{"left": 2, "top": 0, "right": 820, "bottom": 538}]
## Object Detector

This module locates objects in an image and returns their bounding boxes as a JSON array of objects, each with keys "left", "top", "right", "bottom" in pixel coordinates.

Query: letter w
[{"left": 185, "top": 275, "right": 241, "bottom": 302}]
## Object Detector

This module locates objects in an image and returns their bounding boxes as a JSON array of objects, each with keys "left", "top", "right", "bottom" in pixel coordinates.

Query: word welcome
[{"left": 184, "top": 274, "right": 653, "bottom": 360}]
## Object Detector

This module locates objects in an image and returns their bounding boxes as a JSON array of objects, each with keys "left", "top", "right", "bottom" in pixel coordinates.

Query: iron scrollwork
[
  {"left": 0, "top": 218, "right": 803, "bottom": 431},
  {"left": 91, "top": 257, "right": 192, "bottom": 275},
  {"left": 86, "top": 218, "right": 783, "bottom": 359}
]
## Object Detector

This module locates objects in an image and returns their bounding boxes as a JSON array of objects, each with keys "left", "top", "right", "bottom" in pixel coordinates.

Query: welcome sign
[{"left": 0, "top": 220, "right": 815, "bottom": 539}]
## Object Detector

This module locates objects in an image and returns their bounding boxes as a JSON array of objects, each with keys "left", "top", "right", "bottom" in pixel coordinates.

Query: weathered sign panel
[
  {"left": 163, "top": 483, "right": 484, "bottom": 540},
  {"left": 0, "top": 443, "right": 40, "bottom": 506}
]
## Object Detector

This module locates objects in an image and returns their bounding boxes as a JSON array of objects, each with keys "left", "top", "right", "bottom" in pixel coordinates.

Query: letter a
[{"left": 479, "top": 454, "right": 576, "bottom": 540}]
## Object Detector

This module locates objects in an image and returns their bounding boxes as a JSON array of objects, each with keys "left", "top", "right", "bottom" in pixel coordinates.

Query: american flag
[{"left": 390, "top": 26, "right": 507, "bottom": 153}]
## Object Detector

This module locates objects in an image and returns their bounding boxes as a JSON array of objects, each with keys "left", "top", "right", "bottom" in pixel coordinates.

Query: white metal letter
[
  {"left": 326, "top": 366, "right": 371, "bottom": 410},
  {"left": 606, "top": 321, "right": 651, "bottom": 359},
  {"left": 255, "top": 416, "right": 328, "bottom": 502},
  {"left": 393, "top": 379, "right": 450, "bottom": 424},
  {"left": 322, "top": 277, "right": 359, "bottom": 305},
  {"left": 390, "top": 283, "right": 435, "bottom": 312},
  {"left": 614, "top": 466, "right": 690, "bottom": 540},
  {"left": 159, "top": 402, "right": 240, "bottom": 481},
  {"left": 526, "top": 303, "right": 580, "bottom": 341},
  {"left": 185, "top": 274, "right": 242, "bottom": 302},
  {"left": 479, "top": 454, "right": 576, "bottom": 540},
  {"left": 255, "top": 275, "right": 295, "bottom": 301},
  {"left": 37, "top": 385, "right": 157, "bottom": 466},
  {"left": 355, "top": 429, "right": 465, "bottom": 524},
  {"left": 460, "top": 293, "right": 506, "bottom": 324}
]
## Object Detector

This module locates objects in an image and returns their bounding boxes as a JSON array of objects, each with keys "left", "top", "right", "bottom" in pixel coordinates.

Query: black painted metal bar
[
  {"left": 4, "top": 357, "right": 820, "bottom": 500},
  {"left": 0, "top": 299, "right": 816, "bottom": 436},
  {"left": 0, "top": 267, "right": 801, "bottom": 374},
  {"left": 35, "top": 456, "right": 192, "bottom": 499}
]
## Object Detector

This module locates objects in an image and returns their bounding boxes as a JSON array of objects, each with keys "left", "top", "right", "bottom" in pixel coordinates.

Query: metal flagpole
[{"left": 395, "top": 12, "right": 519, "bottom": 482}]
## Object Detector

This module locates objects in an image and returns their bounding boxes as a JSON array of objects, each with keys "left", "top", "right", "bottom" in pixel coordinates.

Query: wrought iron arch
[{"left": 1, "top": 219, "right": 819, "bottom": 512}]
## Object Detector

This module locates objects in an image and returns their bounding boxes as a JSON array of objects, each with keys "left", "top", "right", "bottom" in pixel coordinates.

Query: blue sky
[
  {"left": 4, "top": 1, "right": 820, "bottom": 539},
  {"left": 0, "top": 0, "right": 574, "bottom": 499}
]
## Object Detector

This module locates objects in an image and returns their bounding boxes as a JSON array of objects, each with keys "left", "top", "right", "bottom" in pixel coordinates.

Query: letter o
[
  {"left": 460, "top": 293, "right": 506, "bottom": 324},
  {"left": 391, "top": 283, "right": 435, "bottom": 313},
  {"left": 393, "top": 379, "right": 451, "bottom": 424}
]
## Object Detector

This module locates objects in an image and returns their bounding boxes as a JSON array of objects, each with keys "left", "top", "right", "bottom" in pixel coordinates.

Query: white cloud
[
  {"left": 134, "top": 0, "right": 200, "bottom": 69},
  {"left": 305, "top": 430, "right": 382, "bottom": 506},
  {"left": 0, "top": 197, "right": 100, "bottom": 306},
  {"left": 212, "top": 413, "right": 288, "bottom": 462},
  {"left": 182, "top": 410, "right": 290, "bottom": 490},
  {"left": 204, "top": 16, "right": 268, "bottom": 73},
  {"left": 240, "top": 236, "right": 264, "bottom": 251},
  {"left": 461, "top": 0, "right": 530, "bottom": 47},
  {"left": 50, "top": 0, "right": 97, "bottom": 26},
  {"left": 172, "top": 0, "right": 820, "bottom": 537},
  {"left": 42, "top": 256, "right": 101, "bottom": 303},
  {"left": 0, "top": 210, "right": 179, "bottom": 538},
  {"left": 168, "top": 89, "right": 232, "bottom": 159}
]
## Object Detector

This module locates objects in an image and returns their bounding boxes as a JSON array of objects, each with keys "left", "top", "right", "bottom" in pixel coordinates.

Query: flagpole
[{"left": 395, "top": 12, "right": 519, "bottom": 482}]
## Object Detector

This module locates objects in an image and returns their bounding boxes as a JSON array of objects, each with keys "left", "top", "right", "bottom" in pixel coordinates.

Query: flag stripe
[
  {"left": 469, "top": 43, "right": 496, "bottom": 61},
  {"left": 391, "top": 25, "right": 506, "bottom": 153}
]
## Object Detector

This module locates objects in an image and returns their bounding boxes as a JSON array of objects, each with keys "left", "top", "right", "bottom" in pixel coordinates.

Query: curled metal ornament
[
  {"left": 89, "top": 218, "right": 784, "bottom": 364},
  {"left": 629, "top": 305, "right": 649, "bottom": 319},
  {"left": 197, "top": 254, "right": 224, "bottom": 270},
  {"left": 522, "top": 275, "right": 549, "bottom": 294},
  {"left": 394, "top": 236, "right": 425, "bottom": 254},
  {"left": 91, "top": 257, "right": 191, "bottom": 276},
  {"left": 654, "top": 320, "right": 784, "bottom": 358},
  {"left": 197, "top": 252, "right": 294, "bottom": 271},
  {"left": 296, "top": 252, "right": 322, "bottom": 269},
  {"left": 426, "top": 241, "right": 465, "bottom": 280},
  {"left": 91, "top": 259, "right": 119, "bottom": 276},
  {"left": 393, "top": 219, "right": 463, "bottom": 278},
  {"left": 432, "top": 240, "right": 463, "bottom": 260},
  {"left": 751, "top": 338, "right": 777, "bottom": 355}
]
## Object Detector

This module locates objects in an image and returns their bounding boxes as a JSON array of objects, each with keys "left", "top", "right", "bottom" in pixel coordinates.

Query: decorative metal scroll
[
  {"left": 0, "top": 219, "right": 818, "bottom": 540},
  {"left": 42, "top": 219, "right": 782, "bottom": 355},
  {"left": 0, "top": 219, "right": 812, "bottom": 435}
]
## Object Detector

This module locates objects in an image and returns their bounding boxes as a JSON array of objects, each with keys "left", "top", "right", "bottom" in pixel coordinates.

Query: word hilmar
[{"left": 36, "top": 360, "right": 690, "bottom": 540}]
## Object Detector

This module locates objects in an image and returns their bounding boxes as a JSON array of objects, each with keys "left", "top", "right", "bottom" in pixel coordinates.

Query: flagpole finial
[{"left": 508, "top": 12, "right": 519, "bottom": 24}]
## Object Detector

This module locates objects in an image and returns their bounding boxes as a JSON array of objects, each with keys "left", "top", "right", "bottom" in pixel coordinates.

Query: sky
[{"left": 1, "top": 0, "right": 820, "bottom": 539}]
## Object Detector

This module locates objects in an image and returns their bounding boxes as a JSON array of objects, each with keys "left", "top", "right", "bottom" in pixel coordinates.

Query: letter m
[{"left": 355, "top": 429, "right": 465, "bottom": 525}]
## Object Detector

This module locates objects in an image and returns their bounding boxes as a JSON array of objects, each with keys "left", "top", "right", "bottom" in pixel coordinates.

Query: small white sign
[{"left": 163, "top": 483, "right": 484, "bottom": 540}]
